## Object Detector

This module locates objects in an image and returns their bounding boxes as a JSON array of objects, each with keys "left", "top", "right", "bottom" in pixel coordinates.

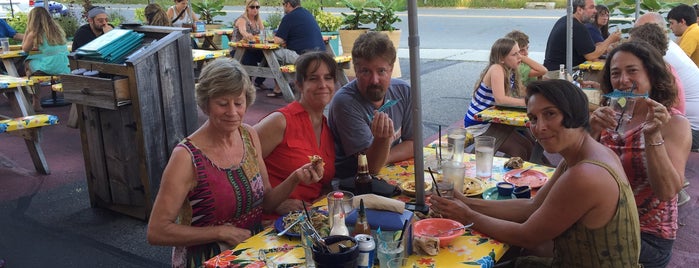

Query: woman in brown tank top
[{"left": 431, "top": 79, "right": 641, "bottom": 267}]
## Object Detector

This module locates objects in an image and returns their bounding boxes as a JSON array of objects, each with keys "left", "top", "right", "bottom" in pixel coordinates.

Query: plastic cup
[
  {"left": 0, "top": 38, "right": 9, "bottom": 54},
  {"left": 435, "top": 143, "right": 454, "bottom": 173},
  {"left": 387, "top": 257, "right": 410, "bottom": 268},
  {"left": 475, "top": 136, "right": 495, "bottom": 179},
  {"left": 376, "top": 232, "right": 404, "bottom": 268},
  {"left": 265, "top": 29, "right": 275, "bottom": 43},
  {"left": 607, "top": 96, "right": 639, "bottom": 136},
  {"left": 448, "top": 128, "right": 467, "bottom": 163},
  {"left": 299, "top": 222, "right": 316, "bottom": 268},
  {"left": 326, "top": 190, "right": 354, "bottom": 226},
  {"left": 442, "top": 161, "right": 465, "bottom": 198}
]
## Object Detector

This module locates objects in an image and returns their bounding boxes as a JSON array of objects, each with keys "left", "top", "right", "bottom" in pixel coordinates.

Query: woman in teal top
[
  {"left": 23, "top": 7, "right": 70, "bottom": 75},
  {"left": 22, "top": 7, "right": 70, "bottom": 111}
]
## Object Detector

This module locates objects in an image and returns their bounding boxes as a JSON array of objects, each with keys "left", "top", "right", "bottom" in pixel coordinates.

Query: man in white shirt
[{"left": 636, "top": 12, "right": 699, "bottom": 152}]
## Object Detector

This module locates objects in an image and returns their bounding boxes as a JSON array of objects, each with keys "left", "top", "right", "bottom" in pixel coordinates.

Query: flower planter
[
  {"left": 339, "top": 29, "right": 368, "bottom": 77},
  {"left": 381, "top": 29, "right": 401, "bottom": 78},
  {"left": 321, "top": 31, "right": 340, "bottom": 55}
]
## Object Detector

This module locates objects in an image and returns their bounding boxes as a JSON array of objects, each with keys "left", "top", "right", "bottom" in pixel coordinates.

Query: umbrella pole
[{"left": 407, "top": 0, "right": 426, "bottom": 207}]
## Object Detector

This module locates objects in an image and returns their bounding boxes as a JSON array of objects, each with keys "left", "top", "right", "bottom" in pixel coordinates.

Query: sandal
[{"left": 266, "top": 91, "right": 283, "bottom": 98}]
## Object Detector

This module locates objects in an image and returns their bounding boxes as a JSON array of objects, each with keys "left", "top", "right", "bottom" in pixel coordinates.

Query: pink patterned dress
[
  {"left": 600, "top": 108, "right": 682, "bottom": 240},
  {"left": 172, "top": 126, "right": 265, "bottom": 268}
]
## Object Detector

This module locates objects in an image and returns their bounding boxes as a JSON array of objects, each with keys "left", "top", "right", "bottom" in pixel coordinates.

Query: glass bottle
[
  {"left": 353, "top": 199, "right": 371, "bottom": 236},
  {"left": 329, "top": 191, "right": 349, "bottom": 236},
  {"left": 354, "top": 153, "right": 373, "bottom": 195}
]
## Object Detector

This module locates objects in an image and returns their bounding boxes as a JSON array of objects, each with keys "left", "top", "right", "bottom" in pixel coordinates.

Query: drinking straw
[
  {"left": 438, "top": 125, "right": 442, "bottom": 160},
  {"left": 302, "top": 200, "right": 312, "bottom": 221},
  {"left": 615, "top": 82, "right": 637, "bottom": 132},
  {"left": 427, "top": 167, "right": 442, "bottom": 197},
  {"left": 397, "top": 219, "right": 409, "bottom": 244}
]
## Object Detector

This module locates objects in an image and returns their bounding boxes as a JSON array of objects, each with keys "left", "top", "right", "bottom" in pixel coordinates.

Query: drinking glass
[
  {"left": 265, "top": 29, "right": 275, "bottom": 43},
  {"left": 387, "top": 257, "right": 410, "bottom": 268},
  {"left": 448, "top": 128, "right": 467, "bottom": 163},
  {"left": 326, "top": 190, "right": 354, "bottom": 226},
  {"left": 376, "top": 232, "right": 404, "bottom": 268},
  {"left": 442, "top": 160, "right": 465, "bottom": 198},
  {"left": 0, "top": 38, "right": 9, "bottom": 54},
  {"left": 475, "top": 136, "right": 495, "bottom": 179},
  {"left": 607, "top": 96, "right": 638, "bottom": 137},
  {"left": 435, "top": 143, "right": 454, "bottom": 173}
]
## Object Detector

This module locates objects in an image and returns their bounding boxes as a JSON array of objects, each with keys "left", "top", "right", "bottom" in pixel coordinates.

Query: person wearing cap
[{"left": 72, "top": 7, "right": 113, "bottom": 51}]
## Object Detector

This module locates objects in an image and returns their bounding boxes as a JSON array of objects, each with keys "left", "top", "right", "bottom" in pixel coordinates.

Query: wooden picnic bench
[
  {"left": 0, "top": 75, "right": 58, "bottom": 174},
  {"left": 22, "top": 75, "right": 69, "bottom": 107}
]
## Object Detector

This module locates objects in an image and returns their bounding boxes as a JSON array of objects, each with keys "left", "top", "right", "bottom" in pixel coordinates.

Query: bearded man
[
  {"left": 72, "top": 6, "right": 113, "bottom": 51},
  {"left": 328, "top": 31, "right": 414, "bottom": 179}
]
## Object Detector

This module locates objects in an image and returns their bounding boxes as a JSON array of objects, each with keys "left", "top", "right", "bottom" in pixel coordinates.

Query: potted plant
[
  {"left": 366, "top": 0, "right": 403, "bottom": 32},
  {"left": 315, "top": 10, "right": 343, "bottom": 55},
  {"left": 192, "top": 0, "right": 226, "bottom": 27},
  {"left": 366, "top": 0, "right": 405, "bottom": 77},
  {"left": 338, "top": 0, "right": 372, "bottom": 75}
]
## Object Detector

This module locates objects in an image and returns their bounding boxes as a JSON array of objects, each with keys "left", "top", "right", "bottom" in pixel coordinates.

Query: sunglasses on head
[{"left": 249, "top": 5, "right": 260, "bottom": 9}]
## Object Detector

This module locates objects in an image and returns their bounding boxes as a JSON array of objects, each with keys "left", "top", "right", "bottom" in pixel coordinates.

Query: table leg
[
  {"left": 233, "top": 47, "right": 245, "bottom": 62},
  {"left": 5, "top": 87, "right": 50, "bottom": 174},
  {"left": 202, "top": 36, "right": 220, "bottom": 50},
  {"left": 262, "top": 50, "right": 294, "bottom": 102},
  {"left": 336, "top": 62, "right": 350, "bottom": 86},
  {"left": 2, "top": 58, "right": 20, "bottom": 77}
]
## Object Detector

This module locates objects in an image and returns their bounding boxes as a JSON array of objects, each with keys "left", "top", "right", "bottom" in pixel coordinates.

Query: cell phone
[{"left": 405, "top": 202, "right": 430, "bottom": 214}]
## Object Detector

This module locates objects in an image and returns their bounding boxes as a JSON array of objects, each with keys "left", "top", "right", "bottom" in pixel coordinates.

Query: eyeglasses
[{"left": 249, "top": 5, "right": 260, "bottom": 9}]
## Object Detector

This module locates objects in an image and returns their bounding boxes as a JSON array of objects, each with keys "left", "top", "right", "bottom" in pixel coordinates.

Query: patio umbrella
[{"left": 407, "top": 0, "right": 427, "bottom": 208}]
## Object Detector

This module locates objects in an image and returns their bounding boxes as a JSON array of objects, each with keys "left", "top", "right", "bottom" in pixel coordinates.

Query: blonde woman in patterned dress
[{"left": 147, "top": 58, "right": 322, "bottom": 268}]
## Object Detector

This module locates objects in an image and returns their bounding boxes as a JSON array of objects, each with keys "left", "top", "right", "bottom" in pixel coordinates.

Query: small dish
[
  {"left": 413, "top": 218, "right": 467, "bottom": 247},
  {"left": 482, "top": 187, "right": 515, "bottom": 200},
  {"left": 400, "top": 180, "right": 433, "bottom": 196},
  {"left": 503, "top": 169, "right": 548, "bottom": 189}
]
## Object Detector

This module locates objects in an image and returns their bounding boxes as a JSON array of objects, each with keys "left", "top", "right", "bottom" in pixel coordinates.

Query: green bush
[
  {"left": 109, "top": 11, "right": 126, "bottom": 27},
  {"left": 134, "top": 7, "right": 145, "bottom": 23},
  {"left": 55, "top": 15, "right": 79, "bottom": 38},
  {"left": 6, "top": 12, "right": 28, "bottom": 42},
  {"left": 264, "top": 12, "right": 282, "bottom": 30},
  {"left": 315, "top": 11, "right": 343, "bottom": 32}
]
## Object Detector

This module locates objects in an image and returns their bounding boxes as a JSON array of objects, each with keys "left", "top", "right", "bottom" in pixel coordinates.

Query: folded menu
[
  {"left": 345, "top": 209, "right": 413, "bottom": 231},
  {"left": 75, "top": 29, "right": 144, "bottom": 64}
]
